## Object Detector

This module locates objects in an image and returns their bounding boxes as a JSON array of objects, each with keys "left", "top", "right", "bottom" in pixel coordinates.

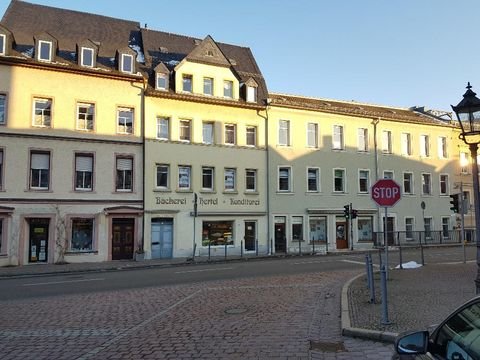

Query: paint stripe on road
[
  {"left": 22, "top": 278, "right": 105, "bottom": 286},
  {"left": 341, "top": 259, "right": 377, "bottom": 267},
  {"left": 174, "top": 267, "right": 234, "bottom": 274}
]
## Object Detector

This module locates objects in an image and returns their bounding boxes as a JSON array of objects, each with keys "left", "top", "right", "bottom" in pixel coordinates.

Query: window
[
  {"left": 334, "top": 169, "right": 345, "bottom": 192},
  {"left": 116, "top": 157, "right": 133, "bottom": 192},
  {"left": 307, "top": 168, "right": 319, "bottom": 192},
  {"left": 203, "top": 77, "right": 213, "bottom": 96},
  {"left": 403, "top": 172, "right": 413, "bottom": 194},
  {"left": 202, "top": 221, "right": 233, "bottom": 246},
  {"left": 30, "top": 151, "right": 50, "bottom": 190},
  {"left": 359, "top": 169, "right": 370, "bottom": 193},
  {"left": 0, "top": 94, "right": 5, "bottom": 125},
  {"left": 38, "top": 40, "right": 52, "bottom": 61},
  {"left": 333, "top": 125, "right": 344, "bottom": 150},
  {"left": 383, "top": 170, "right": 394, "bottom": 179},
  {"left": 460, "top": 152, "right": 470, "bottom": 174},
  {"left": 0, "top": 219, "right": 2, "bottom": 254},
  {"left": 156, "top": 164, "right": 169, "bottom": 189},
  {"left": 357, "top": 128, "right": 368, "bottom": 152},
  {"left": 247, "top": 85, "right": 257, "bottom": 102},
  {"left": 225, "top": 124, "right": 236, "bottom": 145},
  {"left": 440, "top": 174, "right": 449, "bottom": 195},
  {"left": 382, "top": 130, "right": 392, "bottom": 154},
  {"left": 71, "top": 218, "right": 94, "bottom": 252},
  {"left": 405, "top": 218, "right": 414, "bottom": 239},
  {"left": 156, "top": 117, "right": 169, "bottom": 140},
  {"left": 309, "top": 216, "right": 327, "bottom": 242},
  {"left": 307, "top": 123, "right": 318, "bottom": 148},
  {"left": 33, "top": 98, "right": 52, "bottom": 127},
  {"left": 279, "top": 120, "right": 290, "bottom": 146},
  {"left": 0, "top": 34, "right": 5, "bottom": 55},
  {"left": 76, "top": 103, "right": 94, "bottom": 131},
  {"left": 156, "top": 73, "right": 168, "bottom": 91},
  {"left": 202, "top": 167, "right": 214, "bottom": 191},
  {"left": 75, "top": 154, "right": 93, "bottom": 191},
  {"left": 179, "top": 119, "right": 191, "bottom": 142},
  {"left": 292, "top": 216, "right": 303, "bottom": 241},
  {"left": 0, "top": 150, "right": 3, "bottom": 190},
  {"left": 224, "top": 168, "right": 236, "bottom": 191},
  {"left": 357, "top": 217, "right": 373, "bottom": 242},
  {"left": 438, "top": 136, "right": 447, "bottom": 158},
  {"left": 420, "top": 135, "right": 430, "bottom": 157},
  {"left": 178, "top": 166, "right": 191, "bottom": 190},
  {"left": 442, "top": 217, "right": 450, "bottom": 238},
  {"left": 117, "top": 107, "right": 133, "bottom": 134},
  {"left": 182, "top": 74, "right": 193, "bottom": 93},
  {"left": 246, "top": 126, "right": 257, "bottom": 146},
  {"left": 81, "top": 47, "right": 94, "bottom": 67},
  {"left": 121, "top": 53, "right": 133, "bottom": 73},
  {"left": 203, "top": 122, "right": 214, "bottom": 144},
  {"left": 422, "top": 173, "right": 431, "bottom": 195},
  {"left": 245, "top": 169, "right": 257, "bottom": 192},
  {"left": 278, "top": 167, "right": 291, "bottom": 192},
  {"left": 424, "top": 217, "right": 432, "bottom": 238},
  {"left": 223, "top": 80, "right": 233, "bottom": 98},
  {"left": 401, "top": 133, "right": 412, "bottom": 156}
]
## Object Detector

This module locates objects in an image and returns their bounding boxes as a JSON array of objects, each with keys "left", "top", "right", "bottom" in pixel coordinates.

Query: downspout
[{"left": 141, "top": 76, "right": 147, "bottom": 252}]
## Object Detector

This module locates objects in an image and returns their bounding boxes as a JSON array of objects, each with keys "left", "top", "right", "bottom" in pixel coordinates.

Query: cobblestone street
[{"left": 0, "top": 269, "right": 393, "bottom": 359}]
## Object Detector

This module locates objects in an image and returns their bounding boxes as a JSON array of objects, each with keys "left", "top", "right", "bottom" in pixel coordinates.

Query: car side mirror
[{"left": 395, "top": 331, "right": 429, "bottom": 355}]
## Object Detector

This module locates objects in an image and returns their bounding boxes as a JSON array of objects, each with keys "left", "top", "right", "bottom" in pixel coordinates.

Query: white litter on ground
[{"left": 395, "top": 261, "right": 422, "bottom": 269}]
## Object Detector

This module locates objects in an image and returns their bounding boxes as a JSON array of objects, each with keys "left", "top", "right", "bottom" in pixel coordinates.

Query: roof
[{"left": 270, "top": 93, "right": 455, "bottom": 127}]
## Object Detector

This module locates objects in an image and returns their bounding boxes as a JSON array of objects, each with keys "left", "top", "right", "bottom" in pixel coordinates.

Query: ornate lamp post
[{"left": 452, "top": 82, "right": 480, "bottom": 294}]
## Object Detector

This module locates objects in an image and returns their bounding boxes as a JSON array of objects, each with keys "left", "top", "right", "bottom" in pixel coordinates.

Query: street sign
[{"left": 371, "top": 179, "right": 401, "bottom": 207}]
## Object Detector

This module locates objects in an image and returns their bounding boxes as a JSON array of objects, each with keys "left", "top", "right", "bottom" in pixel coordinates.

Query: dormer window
[
  {"left": 247, "top": 85, "right": 257, "bottom": 103},
  {"left": 223, "top": 80, "right": 233, "bottom": 98},
  {"left": 121, "top": 53, "right": 134, "bottom": 73},
  {"left": 81, "top": 47, "right": 94, "bottom": 67},
  {"left": 156, "top": 73, "right": 168, "bottom": 91},
  {"left": 38, "top": 40, "right": 52, "bottom": 62},
  {"left": 0, "top": 34, "right": 5, "bottom": 56}
]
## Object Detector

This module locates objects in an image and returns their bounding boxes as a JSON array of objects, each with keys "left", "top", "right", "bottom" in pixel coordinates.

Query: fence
[{"left": 372, "top": 229, "right": 476, "bottom": 247}]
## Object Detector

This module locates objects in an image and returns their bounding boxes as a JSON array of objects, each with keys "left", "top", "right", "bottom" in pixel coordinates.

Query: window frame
[
  {"left": 178, "top": 165, "right": 191, "bottom": 191},
  {"left": 401, "top": 132, "right": 412, "bottom": 156},
  {"left": 203, "top": 77, "right": 214, "bottom": 96},
  {"left": 0, "top": 34, "right": 5, "bottom": 56},
  {"left": 420, "top": 134, "right": 430, "bottom": 157},
  {"left": 383, "top": 170, "right": 394, "bottom": 180},
  {"left": 246, "top": 126, "right": 257, "bottom": 147},
  {"left": 74, "top": 153, "right": 94, "bottom": 191},
  {"left": 278, "top": 120, "right": 290, "bottom": 146},
  {"left": 156, "top": 116, "right": 170, "bottom": 140},
  {"left": 38, "top": 40, "right": 52, "bottom": 62},
  {"left": 245, "top": 169, "right": 257, "bottom": 192},
  {"left": 405, "top": 217, "right": 415, "bottom": 240},
  {"left": 0, "top": 93, "right": 6, "bottom": 125},
  {"left": 202, "top": 166, "right": 214, "bottom": 191},
  {"left": 156, "top": 164, "right": 169, "bottom": 190},
  {"left": 438, "top": 136, "right": 447, "bottom": 159},
  {"left": 115, "top": 156, "right": 133, "bottom": 192},
  {"left": 422, "top": 172, "right": 432, "bottom": 195},
  {"left": 403, "top": 172, "right": 414, "bottom": 195},
  {"left": 202, "top": 122, "right": 214, "bottom": 145},
  {"left": 358, "top": 169, "right": 370, "bottom": 193},
  {"left": 278, "top": 166, "right": 292, "bottom": 192},
  {"left": 307, "top": 167, "right": 320, "bottom": 192},
  {"left": 439, "top": 174, "right": 449, "bottom": 195},
  {"left": 224, "top": 168, "right": 236, "bottom": 192},
  {"left": 333, "top": 125, "right": 344, "bottom": 150},
  {"left": 0, "top": 149, "right": 3, "bottom": 190},
  {"left": 246, "top": 85, "right": 257, "bottom": 102},
  {"left": 76, "top": 102, "right": 94, "bottom": 131},
  {"left": 224, "top": 124, "right": 236, "bottom": 145},
  {"left": 80, "top": 47, "right": 94, "bottom": 67},
  {"left": 333, "top": 168, "right": 346, "bottom": 193},
  {"left": 382, "top": 130, "right": 392, "bottom": 154},
  {"left": 182, "top": 74, "right": 193, "bottom": 93},
  {"left": 307, "top": 123, "right": 318, "bottom": 148},
  {"left": 117, "top": 107, "right": 134, "bottom": 135},
  {"left": 32, "top": 97, "right": 52, "bottom": 128},
  {"left": 179, "top": 119, "right": 191, "bottom": 142},
  {"left": 223, "top": 80, "right": 233, "bottom": 98},
  {"left": 357, "top": 128, "right": 368, "bottom": 152},
  {"left": 30, "top": 151, "right": 50, "bottom": 190},
  {"left": 120, "top": 53, "right": 134, "bottom": 74},
  {"left": 156, "top": 73, "right": 168, "bottom": 91},
  {"left": 70, "top": 217, "right": 95, "bottom": 252}
]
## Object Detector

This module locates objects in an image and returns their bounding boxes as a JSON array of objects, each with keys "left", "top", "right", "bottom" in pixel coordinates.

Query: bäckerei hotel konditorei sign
[{"left": 155, "top": 196, "right": 260, "bottom": 206}]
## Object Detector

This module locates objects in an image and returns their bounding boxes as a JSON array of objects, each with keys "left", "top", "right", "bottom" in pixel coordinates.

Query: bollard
[
  {"left": 193, "top": 243, "right": 197, "bottom": 261},
  {"left": 365, "top": 254, "right": 371, "bottom": 288},
  {"left": 420, "top": 243, "right": 425, "bottom": 266},
  {"left": 299, "top": 240, "right": 302, "bottom": 256},
  {"left": 256, "top": 239, "right": 259, "bottom": 256},
  {"left": 368, "top": 254, "right": 375, "bottom": 304},
  {"left": 208, "top": 241, "right": 211, "bottom": 261},
  {"left": 224, "top": 242, "right": 227, "bottom": 259},
  {"left": 241, "top": 240, "right": 244, "bottom": 258},
  {"left": 378, "top": 248, "right": 383, "bottom": 269},
  {"left": 312, "top": 239, "right": 315, "bottom": 255},
  {"left": 399, "top": 245, "right": 403, "bottom": 270},
  {"left": 380, "top": 265, "right": 390, "bottom": 324}
]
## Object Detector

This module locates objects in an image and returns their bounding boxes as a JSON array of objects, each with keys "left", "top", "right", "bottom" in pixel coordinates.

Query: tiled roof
[{"left": 270, "top": 93, "right": 455, "bottom": 127}]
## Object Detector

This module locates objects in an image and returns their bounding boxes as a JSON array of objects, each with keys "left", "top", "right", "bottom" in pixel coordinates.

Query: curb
[{"left": 341, "top": 272, "right": 399, "bottom": 344}]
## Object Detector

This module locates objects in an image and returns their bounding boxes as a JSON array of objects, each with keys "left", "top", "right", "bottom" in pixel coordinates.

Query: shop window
[
  {"left": 70, "top": 218, "right": 94, "bottom": 252},
  {"left": 309, "top": 216, "right": 327, "bottom": 242},
  {"left": 292, "top": 216, "right": 303, "bottom": 241},
  {"left": 357, "top": 217, "right": 373, "bottom": 242},
  {"left": 202, "top": 221, "right": 233, "bottom": 246}
]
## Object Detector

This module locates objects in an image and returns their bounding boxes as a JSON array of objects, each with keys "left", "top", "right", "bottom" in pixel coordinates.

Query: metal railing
[{"left": 372, "top": 230, "right": 476, "bottom": 247}]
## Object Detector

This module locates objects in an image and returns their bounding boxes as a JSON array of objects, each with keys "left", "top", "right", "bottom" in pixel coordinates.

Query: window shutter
[
  {"left": 117, "top": 158, "right": 132, "bottom": 170},
  {"left": 76, "top": 156, "right": 93, "bottom": 171},
  {"left": 31, "top": 153, "right": 49, "bottom": 169}
]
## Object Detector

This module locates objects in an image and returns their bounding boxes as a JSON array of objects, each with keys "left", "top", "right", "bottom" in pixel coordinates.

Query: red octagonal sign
[{"left": 371, "top": 179, "right": 401, "bottom": 207}]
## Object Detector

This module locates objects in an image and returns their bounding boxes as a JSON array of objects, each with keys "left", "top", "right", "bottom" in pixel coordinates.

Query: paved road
[{"left": 0, "top": 256, "right": 396, "bottom": 359}]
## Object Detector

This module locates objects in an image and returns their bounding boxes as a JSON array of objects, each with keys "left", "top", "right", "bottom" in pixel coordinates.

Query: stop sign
[{"left": 371, "top": 179, "right": 401, "bottom": 207}]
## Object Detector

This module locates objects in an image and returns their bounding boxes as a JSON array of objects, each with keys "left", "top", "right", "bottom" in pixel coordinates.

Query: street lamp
[{"left": 452, "top": 82, "right": 480, "bottom": 294}]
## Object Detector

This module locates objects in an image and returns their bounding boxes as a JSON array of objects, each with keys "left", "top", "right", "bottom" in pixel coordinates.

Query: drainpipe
[{"left": 141, "top": 77, "right": 147, "bottom": 252}]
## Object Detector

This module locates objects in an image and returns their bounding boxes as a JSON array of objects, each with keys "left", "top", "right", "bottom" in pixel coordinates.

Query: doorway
[
  {"left": 384, "top": 216, "right": 395, "bottom": 246},
  {"left": 336, "top": 218, "right": 348, "bottom": 249},
  {"left": 274, "top": 216, "right": 286, "bottom": 253},
  {"left": 151, "top": 218, "right": 173, "bottom": 259},
  {"left": 29, "top": 218, "right": 49, "bottom": 263},
  {"left": 244, "top": 221, "right": 256, "bottom": 252},
  {"left": 112, "top": 218, "right": 134, "bottom": 260}
]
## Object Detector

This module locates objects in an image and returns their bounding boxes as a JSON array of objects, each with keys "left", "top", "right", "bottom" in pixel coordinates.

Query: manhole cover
[
  {"left": 310, "top": 340, "right": 346, "bottom": 352},
  {"left": 224, "top": 308, "right": 248, "bottom": 315}
]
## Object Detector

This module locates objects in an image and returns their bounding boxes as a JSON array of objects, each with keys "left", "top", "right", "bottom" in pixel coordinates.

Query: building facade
[{"left": 0, "top": 1, "right": 469, "bottom": 265}]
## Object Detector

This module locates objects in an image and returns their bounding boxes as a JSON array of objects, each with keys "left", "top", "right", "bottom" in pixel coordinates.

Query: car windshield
[{"left": 433, "top": 301, "right": 480, "bottom": 360}]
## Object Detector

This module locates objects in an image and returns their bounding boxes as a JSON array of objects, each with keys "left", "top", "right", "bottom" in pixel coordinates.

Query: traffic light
[
  {"left": 343, "top": 204, "right": 350, "bottom": 219},
  {"left": 351, "top": 209, "right": 358, "bottom": 219},
  {"left": 449, "top": 194, "right": 459, "bottom": 213}
]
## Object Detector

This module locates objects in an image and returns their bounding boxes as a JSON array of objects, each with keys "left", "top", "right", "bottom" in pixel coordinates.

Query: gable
[{"left": 185, "top": 35, "right": 231, "bottom": 67}]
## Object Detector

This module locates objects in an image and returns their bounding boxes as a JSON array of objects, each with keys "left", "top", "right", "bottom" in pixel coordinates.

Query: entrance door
[
  {"left": 336, "top": 218, "right": 348, "bottom": 249},
  {"left": 112, "top": 218, "right": 134, "bottom": 260},
  {"left": 274, "top": 216, "right": 286, "bottom": 252},
  {"left": 151, "top": 218, "right": 173, "bottom": 259},
  {"left": 29, "top": 218, "right": 49, "bottom": 263},
  {"left": 244, "top": 221, "right": 256, "bottom": 252},
  {"left": 385, "top": 216, "right": 395, "bottom": 246}
]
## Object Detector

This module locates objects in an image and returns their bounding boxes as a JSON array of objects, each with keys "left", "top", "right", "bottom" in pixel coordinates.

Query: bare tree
[{"left": 52, "top": 205, "right": 69, "bottom": 264}]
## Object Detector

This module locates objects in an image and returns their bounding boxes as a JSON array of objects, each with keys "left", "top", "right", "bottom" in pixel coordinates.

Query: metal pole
[
  {"left": 380, "top": 265, "right": 390, "bottom": 324},
  {"left": 241, "top": 240, "right": 243, "bottom": 258},
  {"left": 350, "top": 202, "right": 354, "bottom": 251},
  {"left": 461, "top": 182, "right": 466, "bottom": 263},
  {"left": 399, "top": 244, "right": 403, "bottom": 270},
  {"left": 469, "top": 144, "right": 480, "bottom": 294},
  {"left": 384, "top": 206, "right": 389, "bottom": 280},
  {"left": 368, "top": 254, "right": 375, "bottom": 304}
]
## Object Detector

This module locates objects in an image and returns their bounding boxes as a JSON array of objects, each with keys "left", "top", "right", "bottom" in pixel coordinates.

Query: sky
[{"left": 0, "top": 0, "right": 479, "bottom": 112}]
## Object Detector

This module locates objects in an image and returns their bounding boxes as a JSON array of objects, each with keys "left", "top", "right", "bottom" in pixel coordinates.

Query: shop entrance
[
  {"left": 151, "top": 218, "right": 173, "bottom": 259},
  {"left": 244, "top": 221, "right": 256, "bottom": 252},
  {"left": 29, "top": 218, "right": 49, "bottom": 263},
  {"left": 335, "top": 218, "right": 348, "bottom": 249},
  {"left": 112, "top": 218, "right": 134, "bottom": 260},
  {"left": 274, "top": 216, "right": 286, "bottom": 253}
]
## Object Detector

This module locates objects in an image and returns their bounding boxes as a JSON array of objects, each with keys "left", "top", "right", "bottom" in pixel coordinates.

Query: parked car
[{"left": 393, "top": 296, "right": 480, "bottom": 359}]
